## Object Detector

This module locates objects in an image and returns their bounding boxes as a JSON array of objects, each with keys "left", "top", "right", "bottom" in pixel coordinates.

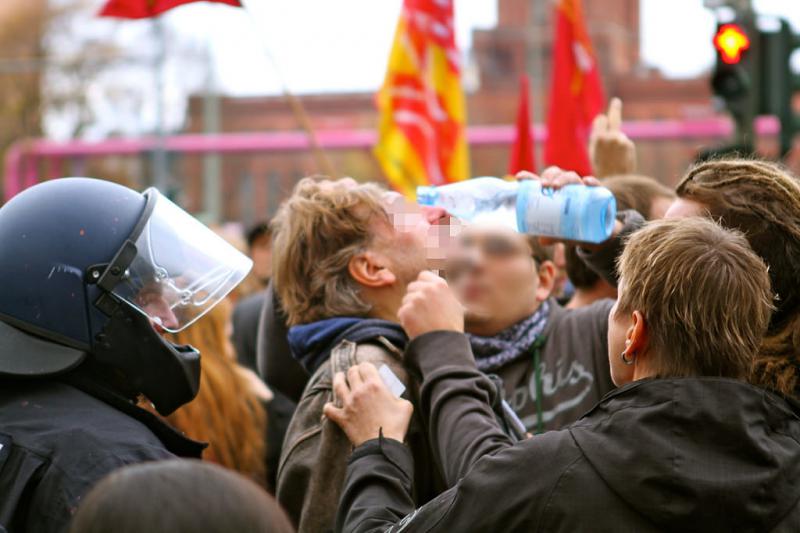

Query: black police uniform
[{"left": 0, "top": 376, "right": 204, "bottom": 533}]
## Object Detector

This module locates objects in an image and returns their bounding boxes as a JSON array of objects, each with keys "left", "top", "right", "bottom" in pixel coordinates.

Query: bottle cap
[{"left": 416, "top": 186, "right": 439, "bottom": 206}]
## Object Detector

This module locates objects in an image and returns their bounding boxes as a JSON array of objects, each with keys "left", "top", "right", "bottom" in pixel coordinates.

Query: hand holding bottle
[
  {"left": 516, "top": 167, "right": 601, "bottom": 189},
  {"left": 515, "top": 167, "right": 622, "bottom": 248}
]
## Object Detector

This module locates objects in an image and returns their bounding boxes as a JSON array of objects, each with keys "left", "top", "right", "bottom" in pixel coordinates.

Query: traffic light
[
  {"left": 715, "top": 23, "right": 751, "bottom": 64},
  {"left": 710, "top": 20, "right": 759, "bottom": 152},
  {"left": 708, "top": 14, "right": 800, "bottom": 159}
]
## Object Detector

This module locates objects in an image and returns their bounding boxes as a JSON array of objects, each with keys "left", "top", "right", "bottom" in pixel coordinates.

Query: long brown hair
[
  {"left": 676, "top": 159, "right": 800, "bottom": 395},
  {"left": 165, "top": 299, "right": 268, "bottom": 485}
]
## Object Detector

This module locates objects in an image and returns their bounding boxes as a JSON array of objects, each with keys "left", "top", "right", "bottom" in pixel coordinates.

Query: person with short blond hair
[
  {"left": 327, "top": 216, "right": 800, "bottom": 533},
  {"left": 272, "top": 176, "right": 450, "bottom": 533},
  {"left": 611, "top": 217, "right": 772, "bottom": 381}
]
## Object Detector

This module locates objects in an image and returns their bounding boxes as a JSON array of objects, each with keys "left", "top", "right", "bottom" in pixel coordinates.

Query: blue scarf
[
  {"left": 467, "top": 300, "right": 550, "bottom": 372},
  {"left": 287, "top": 317, "right": 407, "bottom": 374}
]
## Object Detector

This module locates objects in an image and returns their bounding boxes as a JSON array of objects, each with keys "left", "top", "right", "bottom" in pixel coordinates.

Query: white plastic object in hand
[{"left": 378, "top": 364, "right": 406, "bottom": 398}]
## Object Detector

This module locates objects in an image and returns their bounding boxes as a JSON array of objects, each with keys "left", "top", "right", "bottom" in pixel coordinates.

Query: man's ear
[
  {"left": 348, "top": 251, "right": 397, "bottom": 288},
  {"left": 535, "top": 260, "right": 557, "bottom": 302},
  {"left": 628, "top": 310, "right": 648, "bottom": 359}
]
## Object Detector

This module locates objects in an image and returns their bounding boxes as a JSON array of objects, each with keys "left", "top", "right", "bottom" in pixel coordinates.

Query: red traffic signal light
[{"left": 714, "top": 23, "right": 751, "bottom": 64}]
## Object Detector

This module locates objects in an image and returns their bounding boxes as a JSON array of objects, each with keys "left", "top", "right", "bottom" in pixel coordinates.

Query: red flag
[
  {"left": 508, "top": 75, "right": 536, "bottom": 175},
  {"left": 99, "top": 0, "right": 241, "bottom": 19},
  {"left": 544, "top": 0, "right": 605, "bottom": 176}
]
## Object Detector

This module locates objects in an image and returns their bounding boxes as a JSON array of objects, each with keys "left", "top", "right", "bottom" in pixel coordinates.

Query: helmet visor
[{"left": 111, "top": 190, "right": 252, "bottom": 332}]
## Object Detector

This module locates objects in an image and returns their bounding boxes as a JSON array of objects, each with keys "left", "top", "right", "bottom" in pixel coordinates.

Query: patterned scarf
[{"left": 467, "top": 300, "right": 551, "bottom": 372}]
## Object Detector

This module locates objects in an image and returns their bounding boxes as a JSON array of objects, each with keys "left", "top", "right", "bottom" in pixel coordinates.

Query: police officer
[{"left": 0, "top": 178, "right": 252, "bottom": 532}]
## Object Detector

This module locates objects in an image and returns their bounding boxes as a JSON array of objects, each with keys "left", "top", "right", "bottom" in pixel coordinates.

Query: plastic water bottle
[{"left": 417, "top": 177, "right": 617, "bottom": 243}]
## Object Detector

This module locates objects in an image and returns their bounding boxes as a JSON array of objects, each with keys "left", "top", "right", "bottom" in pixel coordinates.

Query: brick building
[{"left": 180, "top": 0, "right": 721, "bottom": 223}]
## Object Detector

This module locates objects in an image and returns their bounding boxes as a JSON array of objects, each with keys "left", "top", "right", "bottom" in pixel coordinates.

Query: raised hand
[{"left": 589, "top": 97, "right": 636, "bottom": 178}]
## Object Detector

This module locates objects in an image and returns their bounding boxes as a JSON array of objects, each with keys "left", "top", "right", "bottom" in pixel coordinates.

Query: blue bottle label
[{"left": 520, "top": 185, "right": 564, "bottom": 237}]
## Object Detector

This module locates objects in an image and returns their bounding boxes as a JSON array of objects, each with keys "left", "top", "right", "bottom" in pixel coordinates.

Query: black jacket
[
  {"left": 232, "top": 290, "right": 266, "bottom": 374},
  {"left": 0, "top": 376, "right": 205, "bottom": 533},
  {"left": 337, "top": 331, "right": 800, "bottom": 533},
  {"left": 256, "top": 281, "right": 307, "bottom": 403}
]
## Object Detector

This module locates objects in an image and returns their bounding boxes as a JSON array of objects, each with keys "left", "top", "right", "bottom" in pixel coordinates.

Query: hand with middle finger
[{"left": 589, "top": 97, "right": 636, "bottom": 178}]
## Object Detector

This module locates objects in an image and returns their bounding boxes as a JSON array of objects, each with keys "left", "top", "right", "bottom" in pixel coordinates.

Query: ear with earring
[{"left": 621, "top": 339, "right": 636, "bottom": 365}]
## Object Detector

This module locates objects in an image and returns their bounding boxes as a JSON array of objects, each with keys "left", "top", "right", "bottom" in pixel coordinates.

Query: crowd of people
[{"left": 1, "top": 99, "right": 800, "bottom": 532}]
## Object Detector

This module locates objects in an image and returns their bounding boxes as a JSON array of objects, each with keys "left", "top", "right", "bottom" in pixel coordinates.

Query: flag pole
[
  {"left": 152, "top": 16, "right": 169, "bottom": 192},
  {"left": 238, "top": 2, "right": 338, "bottom": 178},
  {"left": 528, "top": 0, "right": 544, "bottom": 171}
]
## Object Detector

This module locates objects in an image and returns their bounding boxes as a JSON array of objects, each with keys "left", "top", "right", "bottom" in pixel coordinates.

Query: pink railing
[{"left": 3, "top": 116, "right": 780, "bottom": 200}]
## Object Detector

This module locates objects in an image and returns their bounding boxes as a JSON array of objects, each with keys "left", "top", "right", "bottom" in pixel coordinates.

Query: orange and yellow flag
[{"left": 375, "top": 0, "right": 470, "bottom": 197}]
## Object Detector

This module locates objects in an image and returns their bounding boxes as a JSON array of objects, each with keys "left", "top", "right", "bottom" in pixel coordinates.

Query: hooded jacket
[
  {"left": 336, "top": 331, "right": 800, "bottom": 533},
  {"left": 277, "top": 318, "right": 442, "bottom": 533}
]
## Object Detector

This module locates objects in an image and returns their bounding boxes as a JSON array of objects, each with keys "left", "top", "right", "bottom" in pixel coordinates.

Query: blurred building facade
[
  {"left": 180, "top": 0, "right": 721, "bottom": 222},
  {"left": 0, "top": 1, "right": 46, "bottom": 163}
]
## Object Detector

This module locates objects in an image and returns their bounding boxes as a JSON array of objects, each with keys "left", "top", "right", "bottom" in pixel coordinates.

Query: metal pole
[
  {"left": 152, "top": 18, "right": 169, "bottom": 192},
  {"left": 529, "top": 0, "right": 545, "bottom": 169},
  {"left": 202, "top": 43, "right": 222, "bottom": 222},
  {"left": 238, "top": 0, "right": 338, "bottom": 177}
]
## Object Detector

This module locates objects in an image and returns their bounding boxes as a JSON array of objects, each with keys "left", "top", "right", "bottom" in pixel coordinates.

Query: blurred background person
[
  {"left": 246, "top": 220, "right": 274, "bottom": 288},
  {"left": 256, "top": 280, "right": 306, "bottom": 403},
  {"left": 210, "top": 224, "right": 261, "bottom": 302},
  {"left": 231, "top": 220, "right": 275, "bottom": 376},
  {"left": 448, "top": 226, "right": 616, "bottom": 435},
  {"left": 69, "top": 460, "right": 294, "bottom": 533},
  {"left": 603, "top": 174, "right": 675, "bottom": 220},
  {"left": 550, "top": 243, "right": 571, "bottom": 303}
]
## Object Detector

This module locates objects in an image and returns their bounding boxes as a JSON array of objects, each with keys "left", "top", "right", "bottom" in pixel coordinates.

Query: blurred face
[
  {"left": 607, "top": 283, "right": 634, "bottom": 387},
  {"left": 249, "top": 234, "right": 272, "bottom": 282},
  {"left": 447, "top": 226, "right": 554, "bottom": 336},
  {"left": 377, "top": 191, "right": 457, "bottom": 284},
  {"left": 664, "top": 197, "right": 707, "bottom": 219}
]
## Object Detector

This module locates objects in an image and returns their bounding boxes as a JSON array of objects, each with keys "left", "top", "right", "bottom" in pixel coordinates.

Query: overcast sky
[
  {"left": 67, "top": 0, "right": 800, "bottom": 139},
  {"left": 154, "top": 0, "right": 800, "bottom": 95}
]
